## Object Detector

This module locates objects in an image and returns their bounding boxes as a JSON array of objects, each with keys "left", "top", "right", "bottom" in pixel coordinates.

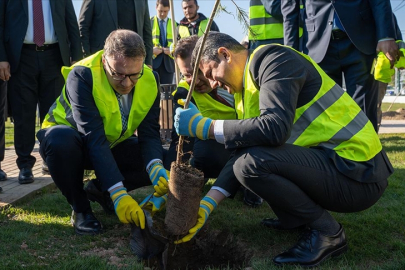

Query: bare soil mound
[
  {"left": 382, "top": 108, "right": 405, "bottom": 120},
  {"left": 138, "top": 220, "right": 253, "bottom": 269}
]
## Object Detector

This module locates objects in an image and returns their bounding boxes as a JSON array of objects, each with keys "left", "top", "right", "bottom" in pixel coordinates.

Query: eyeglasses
[
  {"left": 180, "top": 72, "right": 193, "bottom": 81},
  {"left": 105, "top": 58, "right": 144, "bottom": 81}
]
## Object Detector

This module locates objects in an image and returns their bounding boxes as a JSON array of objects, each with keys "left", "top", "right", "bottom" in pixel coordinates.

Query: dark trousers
[
  {"left": 37, "top": 125, "right": 151, "bottom": 213},
  {"left": 319, "top": 37, "right": 378, "bottom": 131},
  {"left": 9, "top": 45, "right": 65, "bottom": 169},
  {"left": 0, "top": 80, "right": 6, "bottom": 162},
  {"left": 232, "top": 144, "right": 387, "bottom": 229},
  {"left": 154, "top": 63, "right": 174, "bottom": 84}
]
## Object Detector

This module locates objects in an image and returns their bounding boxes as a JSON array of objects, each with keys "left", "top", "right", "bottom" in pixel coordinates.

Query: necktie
[
  {"left": 33, "top": 0, "right": 45, "bottom": 47},
  {"left": 211, "top": 89, "right": 232, "bottom": 107},
  {"left": 115, "top": 92, "right": 128, "bottom": 134},
  {"left": 159, "top": 19, "right": 167, "bottom": 47}
]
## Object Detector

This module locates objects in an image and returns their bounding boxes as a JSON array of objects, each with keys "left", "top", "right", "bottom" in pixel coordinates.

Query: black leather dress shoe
[
  {"left": 243, "top": 188, "right": 263, "bottom": 207},
  {"left": 261, "top": 218, "right": 306, "bottom": 231},
  {"left": 18, "top": 167, "right": 34, "bottom": 184},
  {"left": 0, "top": 186, "right": 2, "bottom": 192},
  {"left": 0, "top": 169, "right": 7, "bottom": 181},
  {"left": 71, "top": 210, "right": 103, "bottom": 235},
  {"left": 273, "top": 225, "right": 347, "bottom": 267},
  {"left": 85, "top": 179, "right": 115, "bottom": 214},
  {"left": 42, "top": 161, "right": 50, "bottom": 175}
]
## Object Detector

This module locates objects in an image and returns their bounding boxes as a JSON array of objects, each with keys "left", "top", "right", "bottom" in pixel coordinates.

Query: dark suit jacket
[
  {"left": 150, "top": 16, "right": 175, "bottom": 73},
  {"left": 79, "top": 0, "right": 153, "bottom": 66},
  {"left": 0, "top": 0, "right": 82, "bottom": 73},
  {"left": 282, "top": 0, "right": 396, "bottom": 63}
]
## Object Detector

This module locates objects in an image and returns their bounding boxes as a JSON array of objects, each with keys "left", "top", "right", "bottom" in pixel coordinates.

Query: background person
[
  {"left": 0, "top": 0, "right": 82, "bottom": 185},
  {"left": 151, "top": 0, "right": 177, "bottom": 84},
  {"left": 177, "top": 0, "right": 219, "bottom": 40},
  {"left": 281, "top": 0, "right": 399, "bottom": 131},
  {"left": 79, "top": 0, "right": 153, "bottom": 66}
]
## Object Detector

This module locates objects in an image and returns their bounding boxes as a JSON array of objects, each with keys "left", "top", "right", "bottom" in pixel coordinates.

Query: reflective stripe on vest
[
  {"left": 178, "top": 19, "right": 209, "bottom": 38},
  {"left": 175, "top": 80, "right": 237, "bottom": 120},
  {"left": 236, "top": 45, "right": 381, "bottom": 162},
  {"left": 151, "top": 16, "right": 174, "bottom": 48},
  {"left": 42, "top": 50, "right": 158, "bottom": 148},
  {"left": 249, "top": 0, "right": 303, "bottom": 40}
]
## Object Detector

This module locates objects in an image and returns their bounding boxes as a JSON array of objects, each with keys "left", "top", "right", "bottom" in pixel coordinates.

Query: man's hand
[
  {"left": 110, "top": 187, "right": 145, "bottom": 228},
  {"left": 153, "top": 46, "right": 163, "bottom": 56},
  {"left": 174, "top": 196, "right": 218, "bottom": 244},
  {"left": 153, "top": 170, "right": 170, "bottom": 197},
  {"left": 377, "top": 40, "right": 400, "bottom": 68},
  {"left": 174, "top": 99, "right": 213, "bottom": 140},
  {"left": 0, "top": 61, "right": 11, "bottom": 81},
  {"left": 140, "top": 194, "right": 168, "bottom": 216},
  {"left": 147, "top": 161, "right": 169, "bottom": 197}
]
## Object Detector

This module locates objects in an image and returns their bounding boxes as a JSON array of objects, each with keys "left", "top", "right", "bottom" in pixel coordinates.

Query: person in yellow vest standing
[
  {"left": 249, "top": 0, "right": 303, "bottom": 50},
  {"left": 36, "top": 30, "right": 169, "bottom": 236},
  {"left": 177, "top": 0, "right": 219, "bottom": 40},
  {"left": 174, "top": 32, "right": 393, "bottom": 267},
  {"left": 151, "top": 0, "right": 177, "bottom": 84}
]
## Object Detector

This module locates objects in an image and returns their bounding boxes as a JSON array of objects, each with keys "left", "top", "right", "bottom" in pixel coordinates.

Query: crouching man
[{"left": 37, "top": 30, "right": 169, "bottom": 235}]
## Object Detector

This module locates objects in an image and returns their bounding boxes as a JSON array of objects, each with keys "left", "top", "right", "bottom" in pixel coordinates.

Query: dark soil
[
  {"left": 382, "top": 108, "right": 405, "bottom": 120},
  {"left": 141, "top": 223, "right": 253, "bottom": 270}
]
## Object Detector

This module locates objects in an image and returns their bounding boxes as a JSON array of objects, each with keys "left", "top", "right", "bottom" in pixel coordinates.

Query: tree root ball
[{"left": 165, "top": 162, "right": 204, "bottom": 236}]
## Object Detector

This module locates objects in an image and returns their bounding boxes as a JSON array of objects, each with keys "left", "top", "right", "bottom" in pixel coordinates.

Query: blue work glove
[
  {"left": 140, "top": 194, "right": 168, "bottom": 216},
  {"left": 174, "top": 196, "right": 218, "bottom": 244},
  {"left": 174, "top": 99, "right": 213, "bottom": 140},
  {"left": 147, "top": 161, "right": 169, "bottom": 197},
  {"left": 110, "top": 187, "right": 145, "bottom": 229}
]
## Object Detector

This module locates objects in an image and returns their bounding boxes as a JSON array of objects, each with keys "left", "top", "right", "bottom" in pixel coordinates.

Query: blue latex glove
[
  {"left": 174, "top": 99, "right": 213, "bottom": 140},
  {"left": 110, "top": 187, "right": 145, "bottom": 228},
  {"left": 148, "top": 161, "right": 169, "bottom": 197},
  {"left": 140, "top": 194, "right": 168, "bottom": 216},
  {"left": 174, "top": 196, "right": 218, "bottom": 244}
]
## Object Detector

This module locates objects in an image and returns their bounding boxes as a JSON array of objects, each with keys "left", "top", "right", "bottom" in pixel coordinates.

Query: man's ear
[{"left": 217, "top": 47, "right": 231, "bottom": 62}]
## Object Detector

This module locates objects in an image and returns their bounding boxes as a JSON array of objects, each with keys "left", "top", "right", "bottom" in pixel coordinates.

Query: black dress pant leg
[
  {"left": 232, "top": 144, "right": 387, "bottom": 228},
  {"left": 9, "top": 45, "right": 64, "bottom": 169},
  {"left": 110, "top": 136, "right": 152, "bottom": 192},
  {"left": 190, "top": 138, "right": 231, "bottom": 179},
  {"left": 0, "top": 80, "right": 7, "bottom": 163},
  {"left": 37, "top": 126, "right": 90, "bottom": 213},
  {"left": 319, "top": 37, "right": 378, "bottom": 130}
]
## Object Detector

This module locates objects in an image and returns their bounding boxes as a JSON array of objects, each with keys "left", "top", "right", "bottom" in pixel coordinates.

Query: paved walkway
[
  {"left": 0, "top": 144, "right": 54, "bottom": 208},
  {"left": 1, "top": 119, "right": 404, "bottom": 209}
]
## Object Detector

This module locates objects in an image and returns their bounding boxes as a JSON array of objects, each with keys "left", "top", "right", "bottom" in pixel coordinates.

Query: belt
[
  {"left": 331, "top": 29, "right": 348, "bottom": 40},
  {"left": 23, "top": 43, "right": 58, "bottom": 51}
]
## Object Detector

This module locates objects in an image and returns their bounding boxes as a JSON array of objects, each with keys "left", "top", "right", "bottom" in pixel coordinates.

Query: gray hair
[
  {"left": 103, "top": 29, "right": 146, "bottom": 60},
  {"left": 191, "top": 32, "right": 246, "bottom": 68}
]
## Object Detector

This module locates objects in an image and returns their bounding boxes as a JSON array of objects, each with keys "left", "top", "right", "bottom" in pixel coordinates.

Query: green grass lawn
[
  {"left": 381, "top": 102, "right": 405, "bottom": 112},
  {"left": 1, "top": 132, "right": 404, "bottom": 269}
]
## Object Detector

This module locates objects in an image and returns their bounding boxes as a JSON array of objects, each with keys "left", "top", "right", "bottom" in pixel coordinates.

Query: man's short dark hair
[
  {"left": 156, "top": 0, "right": 170, "bottom": 7},
  {"left": 103, "top": 29, "right": 146, "bottom": 60},
  {"left": 182, "top": 0, "right": 198, "bottom": 6},
  {"left": 191, "top": 32, "right": 246, "bottom": 68},
  {"left": 174, "top": 35, "right": 199, "bottom": 60}
]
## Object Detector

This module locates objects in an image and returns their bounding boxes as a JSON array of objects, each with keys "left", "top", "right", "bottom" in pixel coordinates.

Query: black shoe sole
[
  {"left": 70, "top": 217, "right": 103, "bottom": 236},
  {"left": 273, "top": 243, "right": 348, "bottom": 268},
  {"left": 18, "top": 178, "right": 34, "bottom": 184}
]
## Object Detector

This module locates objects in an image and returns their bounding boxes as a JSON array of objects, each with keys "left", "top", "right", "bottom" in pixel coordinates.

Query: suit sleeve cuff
[{"left": 214, "top": 120, "right": 225, "bottom": 144}]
